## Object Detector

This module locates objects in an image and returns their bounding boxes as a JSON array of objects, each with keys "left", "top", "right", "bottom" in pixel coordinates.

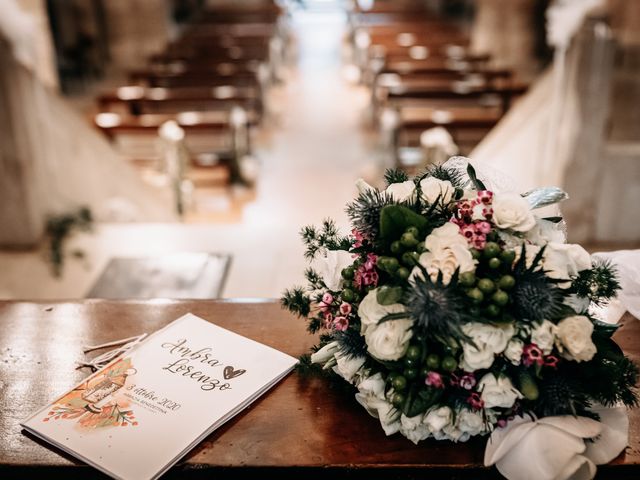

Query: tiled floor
[{"left": 0, "top": 9, "right": 389, "bottom": 300}]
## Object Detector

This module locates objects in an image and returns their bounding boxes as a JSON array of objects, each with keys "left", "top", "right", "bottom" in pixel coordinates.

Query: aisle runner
[{"left": 87, "top": 253, "right": 230, "bottom": 299}]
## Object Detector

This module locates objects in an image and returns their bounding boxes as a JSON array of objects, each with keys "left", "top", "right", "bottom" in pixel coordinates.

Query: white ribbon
[
  {"left": 78, "top": 333, "right": 148, "bottom": 371},
  {"left": 484, "top": 406, "right": 628, "bottom": 480}
]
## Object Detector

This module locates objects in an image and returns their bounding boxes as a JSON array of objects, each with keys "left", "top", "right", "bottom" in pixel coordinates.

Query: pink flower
[
  {"left": 339, "top": 302, "right": 352, "bottom": 315},
  {"left": 482, "top": 207, "right": 494, "bottom": 220},
  {"left": 355, "top": 254, "right": 379, "bottom": 288},
  {"left": 522, "top": 343, "right": 544, "bottom": 367},
  {"left": 460, "top": 224, "right": 475, "bottom": 240},
  {"left": 333, "top": 316, "right": 349, "bottom": 331},
  {"left": 472, "top": 235, "right": 487, "bottom": 250},
  {"left": 322, "top": 292, "right": 334, "bottom": 305},
  {"left": 352, "top": 229, "right": 365, "bottom": 248},
  {"left": 475, "top": 221, "right": 492, "bottom": 234},
  {"left": 467, "top": 392, "right": 484, "bottom": 410},
  {"left": 544, "top": 355, "right": 559, "bottom": 368},
  {"left": 459, "top": 373, "right": 477, "bottom": 390},
  {"left": 425, "top": 371, "right": 444, "bottom": 389},
  {"left": 477, "top": 190, "right": 494, "bottom": 204},
  {"left": 323, "top": 312, "right": 334, "bottom": 329}
]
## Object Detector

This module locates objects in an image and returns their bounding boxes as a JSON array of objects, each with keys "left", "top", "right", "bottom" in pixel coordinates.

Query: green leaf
[
  {"left": 593, "top": 319, "right": 620, "bottom": 339},
  {"left": 466, "top": 163, "right": 487, "bottom": 191},
  {"left": 377, "top": 285, "right": 404, "bottom": 305},
  {"left": 379, "top": 205, "right": 428, "bottom": 243},
  {"left": 542, "top": 216, "right": 563, "bottom": 223}
]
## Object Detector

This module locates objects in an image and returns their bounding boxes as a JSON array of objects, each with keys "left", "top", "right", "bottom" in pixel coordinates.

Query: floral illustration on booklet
[
  {"left": 282, "top": 157, "right": 637, "bottom": 480},
  {"left": 43, "top": 358, "right": 138, "bottom": 429}
]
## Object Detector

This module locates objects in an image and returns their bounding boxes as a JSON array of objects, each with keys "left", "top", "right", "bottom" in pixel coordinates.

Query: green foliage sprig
[{"left": 45, "top": 207, "right": 93, "bottom": 277}]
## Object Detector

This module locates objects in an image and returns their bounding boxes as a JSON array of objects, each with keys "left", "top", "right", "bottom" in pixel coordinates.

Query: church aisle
[{"left": 0, "top": 7, "right": 380, "bottom": 300}]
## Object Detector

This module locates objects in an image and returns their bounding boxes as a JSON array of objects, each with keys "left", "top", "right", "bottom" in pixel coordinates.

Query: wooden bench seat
[{"left": 97, "top": 85, "right": 262, "bottom": 117}]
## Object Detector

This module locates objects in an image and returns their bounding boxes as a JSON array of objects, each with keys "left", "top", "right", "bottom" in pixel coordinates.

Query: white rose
[
  {"left": 479, "top": 373, "right": 523, "bottom": 409},
  {"left": 419, "top": 177, "right": 454, "bottom": 205},
  {"left": 310, "top": 341, "right": 340, "bottom": 365},
  {"left": 400, "top": 414, "right": 431, "bottom": 444},
  {"left": 555, "top": 315, "right": 597, "bottom": 362},
  {"left": 460, "top": 322, "right": 515, "bottom": 371},
  {"left": 531, "top": 320, "right": 557, "bottom": 355},
  {"left": 332, "top": 351, "right": 366, "bottom": 384},
  {"left": 457, "top": 409, "right": 486, "bottom": 438},
  {"left": 358, "top": 289, "right": 406, "bottom": 335},
  {"left": 354, "top": 373, "right": 401, "bottom": 435},
  {"left": 492, "top": 192, "right": 536, "bottom": 232},
  {"left": 503, "top": 338, "right": 524, "bottom": 366},
  {"left": 365, "top": 318, "right": 414, "bottom": 361},
  {"left": 385, "top": 180, "right": 416, "bottom": 202},
  {"left": 311, "top": 249, "right": 354, "bottom": 291},
  {"left": 436, "top": 423, "right": 468, "bottom": 442},
  {"left": 414, "top": 223, "right": 476, "bottom": 285},
  {"left": 425, "top": 406, "right": 452, "bottom": 434},
  {"left": 543, "top": 243, "right": 592, "bottom": 288}
]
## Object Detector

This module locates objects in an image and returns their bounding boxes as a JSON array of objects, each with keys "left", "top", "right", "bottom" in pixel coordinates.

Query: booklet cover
[{"left": 21, "top": 313, "right": 298, "bottom": 480}]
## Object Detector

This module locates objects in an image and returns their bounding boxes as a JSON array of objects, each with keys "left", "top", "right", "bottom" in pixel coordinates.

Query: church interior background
[{"left": 0, "top": 0, "right": 639, "bottom": 301}]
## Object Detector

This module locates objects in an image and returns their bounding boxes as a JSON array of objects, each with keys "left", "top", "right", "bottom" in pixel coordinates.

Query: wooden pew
[
  {"left": 388, "top": 106, "right": 503, "bottom": 167},
  {"left": 97, "top": 85, "right": 263, "bottom": 118}
]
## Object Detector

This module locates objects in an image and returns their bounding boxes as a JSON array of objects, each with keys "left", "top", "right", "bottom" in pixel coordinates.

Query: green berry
[
  {"left": 416, "top": 242, "right": 426, "bottom": 253},
  {"left": 341, "top": 288, "right": 355, "bottom": 302},
  {"left": 419, "top": 366, "right": 430, "bottom": 378},
  {"left": 477, "top": 278, "right": 495, "bottom": 294},
  {"left": 378, "top": 256, "right": 399, "bottom": 273},
  {"left": 492, "top": 290, "right": 509, "bottom": 306},
  {"left": 391, "top": 375, "right": 407, "bottom": 391},
  {"left": 467, "top": 288, "right": 484, "bottom": 304},
  {"left": 391, "top": 392, "right": 406, "bottom": 408},
  {"left": 387, "top": 372, "right": 399, "bottom": 384},
  {"left": 341, "top": 266, "right": 355, "bottom": 280},
  {"left": 404, "top": 357, "right": 418, "bottom": 368},
  {"left": 390, "top": 241, "right": 403, "bottom": 254},
  {"left": 484, "top": 242, "right": 501, "bottom": 258},
  {"left": 400, "top": 232, "right": 418, "bottom": 248},
  {"left": 488, "top": 257, "right": 501, "bottom": 269},
  {"left": 402, "top": 251, "right": 419, "bottom": 266},
  {"left": 405, "top": 226, "right": 420, "bottom": 238},
  {"left": 396, "top": 266, "right": 410, "bottom": 281},
  {"left": 404, "top": 367, "right": 418, "bottom": 379},
  {"left": 459, "top": 271, "right": 476, "bottom": 287},
  {"left": 500, "top": 249, "right": 516, "bottom": 264},
  {"left": 498, "top": 275, "right": 516, "bottom": 290},
  {"left": 426, "top": 353, "right": 440, "bottom": 369},
  {"left": 441, "top": 356, "right": 458, "bottom": 372},
  {"left": 406, "top": 345, "right": 422, "bottom": 361},
  {"left": 485, "top": 304, "right": 501, "bottom": 317}
]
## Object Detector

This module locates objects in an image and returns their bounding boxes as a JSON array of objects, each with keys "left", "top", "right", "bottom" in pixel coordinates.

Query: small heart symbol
[{"left": 223, "top": 366, "right": 246, "bottom": 380}]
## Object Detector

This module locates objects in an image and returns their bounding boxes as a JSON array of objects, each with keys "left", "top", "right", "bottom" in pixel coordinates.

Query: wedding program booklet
[{"left": 21, "top": 313, "right": 298, "bottom": 479}]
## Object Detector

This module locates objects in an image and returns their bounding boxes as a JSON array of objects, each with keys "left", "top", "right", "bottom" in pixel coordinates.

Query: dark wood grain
[{"left": 0, "top": 300, "right": 638, "bottom": 479}]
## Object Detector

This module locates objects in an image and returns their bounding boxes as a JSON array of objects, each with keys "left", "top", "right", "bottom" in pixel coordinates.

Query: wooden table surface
[{"left": 1, "top": 299, "right": 638, "bottom": 479}]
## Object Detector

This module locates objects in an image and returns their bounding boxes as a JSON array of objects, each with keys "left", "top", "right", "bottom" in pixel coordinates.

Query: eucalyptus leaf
[{"left": 522, "top": 187, "right": 569, "bottom": 209}]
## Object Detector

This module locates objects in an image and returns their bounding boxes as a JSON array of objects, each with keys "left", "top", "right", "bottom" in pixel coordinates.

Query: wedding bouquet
[{"left": 282, "top": 158, "right": 638, "bottom": 480}]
